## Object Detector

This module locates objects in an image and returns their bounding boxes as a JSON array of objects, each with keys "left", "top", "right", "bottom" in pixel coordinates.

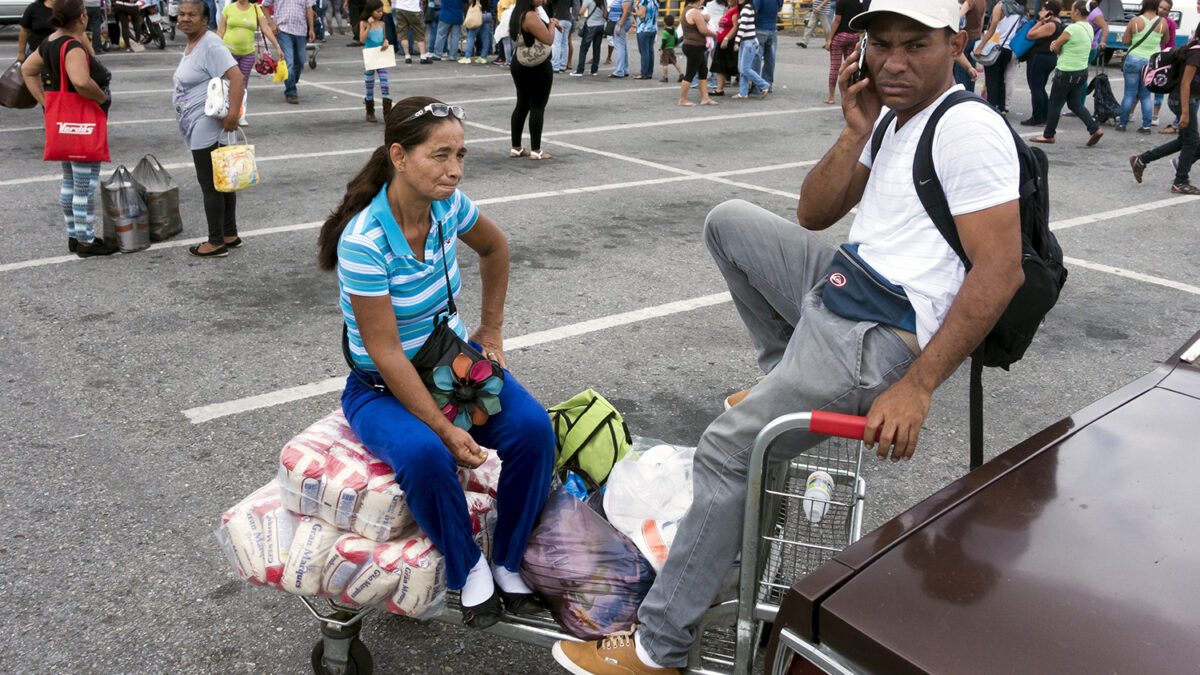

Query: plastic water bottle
[{"left": 802, "top": 471, "right": 834, "bottom": 524}]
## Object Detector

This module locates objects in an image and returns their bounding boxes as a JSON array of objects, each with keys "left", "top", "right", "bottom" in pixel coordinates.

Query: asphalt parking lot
[{"left": 1, "top": 24, "right": 1198, "bottom": 674}]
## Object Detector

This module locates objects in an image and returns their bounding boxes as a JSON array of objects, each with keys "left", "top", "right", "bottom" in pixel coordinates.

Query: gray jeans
[
  {"left": 636, "top": 199, "right": 916, "bottom": 667},
  {"left": 799, "top": 5, "right": 832, "bottom": 45}
]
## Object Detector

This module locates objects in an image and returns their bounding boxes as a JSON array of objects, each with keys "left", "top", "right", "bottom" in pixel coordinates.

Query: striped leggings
[
  {"left": 60, "top": 161, "right": 101, "bottom": 243},
  {"left": 364, "top": 68, "right": 390, "bottom": 101},
  {"left": 828, "top": 32, "right": 858, "bottom": 89}
]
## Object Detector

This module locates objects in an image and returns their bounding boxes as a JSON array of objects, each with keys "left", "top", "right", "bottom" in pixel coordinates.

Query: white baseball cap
[{"left": 848, "top": 0, "right": 962, "bottom": 33}]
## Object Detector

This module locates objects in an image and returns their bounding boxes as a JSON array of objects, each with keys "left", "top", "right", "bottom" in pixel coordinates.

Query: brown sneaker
[
  {"left": 552, "top": 629, "right": 680, "bottom": 675},
  {"left": 723, "top": 374, "right": 766, "bottom": 411},
  {"left": 1130, "top": 155, "right": 1146, "bottom": 184}
]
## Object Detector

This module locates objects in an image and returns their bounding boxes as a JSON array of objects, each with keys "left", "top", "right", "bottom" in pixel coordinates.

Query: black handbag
[
  {"left": 342, "top": 219, "right": 504, "bottom": 430},
  {"left": 604, "top": 19, "right": 615, "bottom": 36}
]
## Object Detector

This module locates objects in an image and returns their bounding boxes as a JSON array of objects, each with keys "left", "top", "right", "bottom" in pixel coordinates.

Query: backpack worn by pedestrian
[
  {"left": 547, "top": 389, "right": 632, "bottom": 491},
  {"left": 1142, "top": 40, "right": 1200, "bottom": 95},
  {"left": 870, "top": 89, "right": 1068, "bottom": 470}
]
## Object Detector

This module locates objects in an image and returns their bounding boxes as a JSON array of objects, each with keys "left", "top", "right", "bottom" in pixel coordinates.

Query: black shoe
[
  {"left": 188, "top": 243, "right": 229, "bottom": 258},
  {"left": 1019, "top": 118, "right": 1042, "bottom": 127},
  {"left": 498, "top": 589, "right": 542, "bottom": 615},
  {"left": 709, "top": 89, "right": 724, "bottom": 96},
  {"left": 76, "top": 238, "right": 119, "bottom": 258},
  {"left": 224, "top": 237, "right": 243, "bottom": 248},
  {"left": 68, "top": 237, "right": 78, "bottom": 253},
  {"left": 462, "top": 588, "right": 503, "bottom": 629}
]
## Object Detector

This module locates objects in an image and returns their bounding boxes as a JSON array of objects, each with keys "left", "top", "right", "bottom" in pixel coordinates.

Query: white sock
[
  {"left": 460, "top": 553, "right": 494, "bottom": 607},
  {"left": 490, "top": 562, "right": 533, "bottom": 594},
  {"left": 635, "top": 631, "right": 666, "bottom": 669}
]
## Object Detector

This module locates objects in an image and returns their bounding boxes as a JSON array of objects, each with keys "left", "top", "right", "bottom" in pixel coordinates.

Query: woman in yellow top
[
  {"left": 219, "top": 0, "right": 283, "bottom": 107},
  {"left": 1118, "top": 0, "right": 1170, "bottom": 132}
]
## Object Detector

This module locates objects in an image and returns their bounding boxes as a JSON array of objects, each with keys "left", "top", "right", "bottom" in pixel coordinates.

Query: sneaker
[
  {"left": 457, "top": 57, "right": 472, "bottom": 63},
  {"left": 660, "top": 77, "right": 668, "bottom": 82},
  {"left": 1152, "top": 116, "right": 1160, "bottom": 126},
  {"left": 796, "top": 40, "right": 807, "bottom": 47},
  {"left": 1171, "top": 183, "right": 1200, "bottom": 195},
  {"left": 552, "top": 629, "right": 680, "bottom": 675},
  {"left": 76, "top": 238, "right": 119, "bottom": 258},
  {"left": 1130, "top": 155, "right": 1146, "bottom": 183},
  {"left": 569, "top": 71, "right": 583, "bottom": 77},
  {"left": 723, "top": 375, "right": 765, "bottom": 410},
  {"left": 1138, "top": 126, "right": 1152, "bottom": 135},
  {"left": 405, "top": 55, "right": 412, "bottom": 64},
  {"left": 474, "top": 56, "right": 487, "bottom": 63},
  {"left": 1116, "top": 125, "right": 1127, "bottom": 132},
  {"left": 420, "top": 56, "right": 432, "bottom": 64}
]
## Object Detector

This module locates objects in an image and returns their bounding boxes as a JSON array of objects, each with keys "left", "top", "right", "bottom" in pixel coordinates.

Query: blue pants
[
  {"left": 203, "top": 0, "right": 218, "bottom": 29},
  {"left": 60, "top": 161, "right": 101, "bottom": 243},
  {"left": 435, "top": 21, "right": 461, "bottom": 58},
  {"left": 612, "top": 27, "right": 629, "bottom": 76},
  {"left": 341, "top": 369, "right": 555, "bottom": 589},
  {"left": 751, "top": 29, "right": 776, "bottom": 85},
  {"left": 1120, "top": 54, "right": 1153, "bottom": 129},
  {"left": 737, "top": 39, "right": 769, "bottom": 96},
  {"left": 955, "top": 38, "right": 978, "bottom": 92},
  {"left": 463, "top": 14, "right": 493, "bottom": 58},
  {"left": 636, "top": 30, "right": 655, "bottom": 78},
  {"left": 552, "top": 19, "right": 573, "bottom": 70},
  {"left": 1025, "top": 52, "right": 1057, "bottom": 124},
  {"left": 278, "top": 31, "right": 307, "bottom": 98}
]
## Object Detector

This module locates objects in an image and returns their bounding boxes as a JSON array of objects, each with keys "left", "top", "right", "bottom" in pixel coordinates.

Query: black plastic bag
[
  {"left": 101, "top": 166, "right": 150, "bottom": 253},
  {"left": 131, "top": 154, "right": 183, "bottom": 242}
]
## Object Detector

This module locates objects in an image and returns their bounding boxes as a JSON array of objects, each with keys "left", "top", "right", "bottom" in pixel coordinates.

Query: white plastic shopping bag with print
[{"left": 603, "top": 440, "right": 696, "bottom": 573}]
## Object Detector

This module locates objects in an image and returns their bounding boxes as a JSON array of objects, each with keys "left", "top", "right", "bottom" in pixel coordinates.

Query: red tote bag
[{"left": 43, "top": 40, "right": 109, "bottom": 163}]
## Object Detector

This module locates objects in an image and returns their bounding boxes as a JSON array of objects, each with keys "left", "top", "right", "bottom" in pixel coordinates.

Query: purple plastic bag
[{"left": 520, "top": 485, "right": 655, "bottom": 639}]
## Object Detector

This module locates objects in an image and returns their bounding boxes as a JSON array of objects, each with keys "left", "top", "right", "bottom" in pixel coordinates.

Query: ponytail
[
  {"left": 317, "top": 95, "right": 460, "bottom": 272},
  {"left": 317, "top": 146, "right": 392, "bottom": 271}
]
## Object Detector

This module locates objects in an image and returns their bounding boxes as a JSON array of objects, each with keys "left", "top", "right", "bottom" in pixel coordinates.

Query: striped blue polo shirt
[{"left": 337, "top": 184, "right": 480, "bottom": 372}]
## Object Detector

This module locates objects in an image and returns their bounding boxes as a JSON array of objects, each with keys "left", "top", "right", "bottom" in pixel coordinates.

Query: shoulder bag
[
  {"left": 43, "top": 39, "right": 109, "bottom": 162},
  {"left": 342, "top": 220, "right": 505, "bottom": 431},
  {"left": 976, "top": 14, "right": 1024, "bottom": 67}
]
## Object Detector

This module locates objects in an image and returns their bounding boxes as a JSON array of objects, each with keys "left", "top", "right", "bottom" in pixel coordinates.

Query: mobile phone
[{"left": 850, "top": 35, "right": 868, "bottom": 84}]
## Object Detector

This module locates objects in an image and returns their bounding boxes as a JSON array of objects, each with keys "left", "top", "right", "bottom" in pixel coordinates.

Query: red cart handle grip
[{"left": 809, "top": 411, "right": 868, "bottom": 440}]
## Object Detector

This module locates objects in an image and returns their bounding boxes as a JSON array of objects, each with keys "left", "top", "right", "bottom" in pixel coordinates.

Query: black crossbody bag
[{"left": 342, "top": 219, "right": 504, "bottom": 430}]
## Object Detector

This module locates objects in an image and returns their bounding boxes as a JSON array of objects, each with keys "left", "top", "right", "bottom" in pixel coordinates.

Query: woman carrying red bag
[{"left": 21, "top": 0, "right": 117, "bottom": 258}]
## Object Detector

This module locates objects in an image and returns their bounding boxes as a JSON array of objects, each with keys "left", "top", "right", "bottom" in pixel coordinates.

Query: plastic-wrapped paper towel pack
[{"left": 217, "top": 409, "right": 501, "bottom": 619}]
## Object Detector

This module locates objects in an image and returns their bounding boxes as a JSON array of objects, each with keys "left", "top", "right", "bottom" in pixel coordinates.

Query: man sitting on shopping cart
[{"left": 553, "top": 0, "right": 1025, "bottom": 673}]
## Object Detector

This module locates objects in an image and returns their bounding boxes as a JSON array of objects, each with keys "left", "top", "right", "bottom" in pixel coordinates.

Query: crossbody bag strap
[
  {"left": 1128, "top": 16, "right": 1162, "bottom": 54},
  {"left": 433, "top": 218, "right": 458, "bottom": 317}
]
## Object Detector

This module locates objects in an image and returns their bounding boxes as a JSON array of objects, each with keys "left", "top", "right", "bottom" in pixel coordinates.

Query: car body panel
[{"left": 768, "top": 329, "right": 1200, "bottom": 674}]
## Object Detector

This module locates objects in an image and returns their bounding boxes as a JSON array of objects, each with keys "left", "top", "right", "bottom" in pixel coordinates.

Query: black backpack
[
  {"left": 1087, "top": 71, "right": 1120, "bottom": 124},
  {"left": 870, "top": 89, "right": 1068, "bottom": 468},
  {"left": 1143, "top": 41, "right": 1200, "bottom": 95}
]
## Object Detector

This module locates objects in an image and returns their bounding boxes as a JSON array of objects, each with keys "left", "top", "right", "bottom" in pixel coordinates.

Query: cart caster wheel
[
  {"left": 309, "top": 56, "right": 318, "bottom": 69},
  {"left": 311, "top": 637, "right": 372, "bottom": 675}
]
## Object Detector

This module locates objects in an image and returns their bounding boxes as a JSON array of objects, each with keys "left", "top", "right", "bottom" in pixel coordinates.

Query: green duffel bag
[{"left": 548, "top": 389, "right": 632, "bottom": 490}]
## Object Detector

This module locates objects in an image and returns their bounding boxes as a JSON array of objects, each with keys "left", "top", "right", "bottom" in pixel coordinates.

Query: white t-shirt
[
  {"left": 994, "top": 12, "right": 1023, "bottom": 48},
  {"left": 394, "top": 0, "right": 421, "bottom": 13},
  {"left": 854, "top": 85, "right": 1019, "bottom": 348}
]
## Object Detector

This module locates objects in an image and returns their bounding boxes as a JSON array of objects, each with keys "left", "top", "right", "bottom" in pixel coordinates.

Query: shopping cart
[{"left": 303, "top": 410, "right": 871, "bottom": 675}]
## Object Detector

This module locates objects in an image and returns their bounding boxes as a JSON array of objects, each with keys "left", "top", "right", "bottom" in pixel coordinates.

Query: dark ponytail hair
[
  {"left": 51, "top": 0, "right": 85, "bottom": 28},
  {"left": 508, "top": 0, "right": 537, "bottom": 41},
  {"left": 317, "top": 96, "right": 462, "bottom": 271},
  {"left": 363, "top": 0, "right": 383, "bottom": 17}
]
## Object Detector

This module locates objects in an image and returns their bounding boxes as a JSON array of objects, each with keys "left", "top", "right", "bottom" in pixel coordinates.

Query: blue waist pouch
[{"left": 821, "top": 244, "right": 917, "bottom": 333}]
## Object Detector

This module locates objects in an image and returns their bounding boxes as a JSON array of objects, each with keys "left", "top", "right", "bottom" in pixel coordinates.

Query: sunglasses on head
[{"left": 401, "top": 103, "right": 467, "bottom": 124}]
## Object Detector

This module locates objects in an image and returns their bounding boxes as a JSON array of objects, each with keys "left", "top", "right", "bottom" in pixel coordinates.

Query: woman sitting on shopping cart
[{"left": 316, "top": 95, "right": 555, "bottom": 631}]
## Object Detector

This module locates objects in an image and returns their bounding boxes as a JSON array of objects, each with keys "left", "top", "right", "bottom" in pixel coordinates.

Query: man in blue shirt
[
  {"left": 436, "top": 0, "right": 467, "bottom": 59},
  {"left": 752, "top": 0, "right": 781, "bottom": 86}
]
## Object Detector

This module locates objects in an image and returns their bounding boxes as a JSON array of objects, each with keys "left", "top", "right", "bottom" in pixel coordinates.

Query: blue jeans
[
  {"left": 436, "top": 21, "right": 461, "bottom": 58},
  {"left": 1139, "top": 96, "right": 1200, "bottom": 185},
  {"left": 342, "top": 368, "right": 555, "bottom": 590},
  {"left": 552, "top": 19, "right": 572, "bottom": 70},
  {"left": 737, "top": 39, "right": 769, "bottom": 96},
  {"left": 636, "top": 30, "right": 655, "bottom": 77},
  {"left": 751, "top": 29, "right": 776, "bottom": 85},
  {"left": 464, "top": 13, "right": 493, "bottom": 58},
  {"left": 613, "top": 26, "right": 629, "bottom": 76},
  {"left": 1025, "top": 52, "right": 1057, "bottom": 123},
  {"left": 278, "top": 31, "right": 307, "bottom": 98},
  {"left": 203, "top": 0, "right": 218, "bottom": 29},
  {"left": 1120, "top": 54, "right": 1153, "bottom": 129},
  {"left": 575, "top": 24, "right": 603, "bottom": 73},
  {"left": 955, "top": 38, "right": 978, "bottom": 91}
]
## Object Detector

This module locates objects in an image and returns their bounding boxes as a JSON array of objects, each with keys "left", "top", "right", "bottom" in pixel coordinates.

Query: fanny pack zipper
[{"left": 839, "top": 245, "right": 909, "bottom": 302}]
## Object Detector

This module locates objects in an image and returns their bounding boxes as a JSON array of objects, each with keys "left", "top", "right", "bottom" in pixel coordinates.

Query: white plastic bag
[{"left": 603, "top": 440, "right": 696, "bottom": 573}]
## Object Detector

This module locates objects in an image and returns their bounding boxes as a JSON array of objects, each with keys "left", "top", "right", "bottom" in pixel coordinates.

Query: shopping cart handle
[{"left": 809, "top": 410, "right": 868, "bottom": 440}]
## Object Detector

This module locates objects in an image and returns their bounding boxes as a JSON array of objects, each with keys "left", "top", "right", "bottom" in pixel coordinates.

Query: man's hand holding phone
[{"left": 838, "top": 35, "right": 880, "bottom": 139}]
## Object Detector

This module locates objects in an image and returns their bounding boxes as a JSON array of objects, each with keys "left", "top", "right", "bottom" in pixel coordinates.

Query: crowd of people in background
[{"left": 14, "top": 0, "right": 1200, "bottom": 259}]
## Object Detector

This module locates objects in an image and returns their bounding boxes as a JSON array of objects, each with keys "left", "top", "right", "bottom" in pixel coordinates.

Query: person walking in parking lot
[
  {"left": 1029, "top": 0, "right": 1103, "bottom": 146},
  {"left": 18, "top": 0, "right": 57, "bottom": 59},
  {"left": 797, "top": 0, "right": 833, "bottom": 48},
  {"left": 173, "top": 0, "right": 245, "bottom": 257},
  {"left": 1118, "top": 0, "right": 1169, "bottom": 133},
  {"left": 552, "top": 1, "right": 1025, "bottom": 672},
  {"left": 263, "top": 0, "right": 316, "bottom": 104},
  {"left": 1130, "top": 21, "right": 1200, "bottom": 193},
  {"left": 219, "top": 0, "right": 284, "bottom": 111}
]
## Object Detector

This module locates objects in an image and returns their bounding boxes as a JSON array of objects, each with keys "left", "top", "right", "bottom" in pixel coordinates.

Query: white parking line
[
  {"left": 109, "top": 73, "right": 511, "bottom": 96},
  {"left": 1051, "top": 195, "right": 1200, "bottom": 230},
  {"left": 0, "top": 161, "right": 815, "bottom": 273},
  {"left": 0, "top": 106, "right": 838, "bottom": 186},
  {"left": 1064, "top": 257, "right": 1200, "bottom": 297},
  {"left": 181, "top": 292, "right": 733, "bottom": 423}
]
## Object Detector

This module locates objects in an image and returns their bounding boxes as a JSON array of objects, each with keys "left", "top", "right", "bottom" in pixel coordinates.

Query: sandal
[
  {"left": 1170, "top": 183, "right": 1200, "bottom": 195},
  {"left": 1160, "top": 124, "right": 1178, "bottom": 134},
  {"left": 530, "top": 150, "right": 552, "bottom": 160},
  {"left": 509, "top": 147, "right": 529, "bottom": 158},
  {"left": 1028, "top": 136, "right": 1055, "bottom": 144},
  {"left": 462, "top": 588, "right": 503, "bottom": 629},
  {"left": 760, "top": 85, "right": 771, "bottom": 99},
  {"left": 731, "top": 94, "right": 748, "bottom": 100},
  {"left": 498, "top": 589, "right": 543, "bottom": 615}
]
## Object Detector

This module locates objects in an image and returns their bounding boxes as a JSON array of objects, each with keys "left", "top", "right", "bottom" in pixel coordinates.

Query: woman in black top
[
  {"left": 1021, "top": 1, "right": 1063, "bottom": 126},
  {"left": 20, "top": 0, "right": 117, "bottom": 257},
  {"left": 507, "top": 0, "right": 558, "bottom": 160},
  {"left": 18, "top": 0, "right": 56, "bottom": 60}
]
